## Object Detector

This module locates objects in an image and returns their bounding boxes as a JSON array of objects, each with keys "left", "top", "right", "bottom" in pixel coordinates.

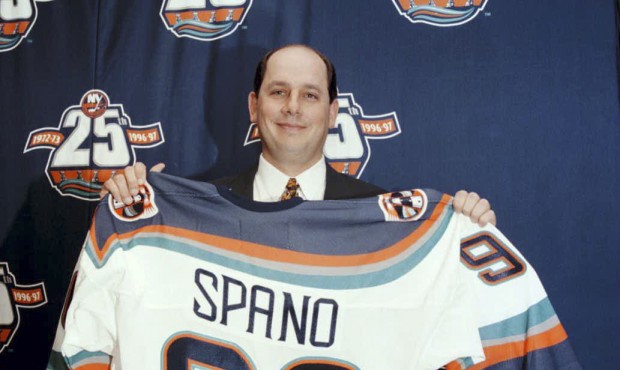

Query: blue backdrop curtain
[{"left": 1, "top": 0, "right": 618, "bottom": 368}]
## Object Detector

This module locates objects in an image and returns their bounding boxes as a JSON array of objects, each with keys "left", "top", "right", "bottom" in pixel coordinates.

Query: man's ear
[
  {"left": 328, "top": 99, "right": 338, "bottom": 128},
  {"left": 248, "top": 92, "right": 258, "bottom": 123}
]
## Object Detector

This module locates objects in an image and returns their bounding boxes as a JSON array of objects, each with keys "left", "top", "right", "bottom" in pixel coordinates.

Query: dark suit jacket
[{"left": 211, "top": 163, "right": 386, "bottom": 200}]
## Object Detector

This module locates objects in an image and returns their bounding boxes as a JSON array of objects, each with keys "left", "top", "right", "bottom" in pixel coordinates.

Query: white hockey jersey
[{"left": 52, "top": 173, "right": 579, "bottom": 370}]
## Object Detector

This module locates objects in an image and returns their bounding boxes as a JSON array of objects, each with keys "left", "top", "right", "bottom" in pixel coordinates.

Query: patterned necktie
[{"left": 280, "top": 178, "right": 300, "bottom": 201}]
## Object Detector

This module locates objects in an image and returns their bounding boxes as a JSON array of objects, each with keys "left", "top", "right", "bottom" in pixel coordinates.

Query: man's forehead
[{"left": 263, "top": 46, "right": 329, "bottom": 88}]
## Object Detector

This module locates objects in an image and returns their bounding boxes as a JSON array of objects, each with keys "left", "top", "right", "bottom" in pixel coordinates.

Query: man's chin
[{"left": 272, "top": 147, "right": 322, "bottom": 163}]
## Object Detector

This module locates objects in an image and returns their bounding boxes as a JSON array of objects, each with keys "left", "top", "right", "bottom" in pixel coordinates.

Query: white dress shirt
[{"left": 253, "top": 154, "right": 327, "bottom": 201}]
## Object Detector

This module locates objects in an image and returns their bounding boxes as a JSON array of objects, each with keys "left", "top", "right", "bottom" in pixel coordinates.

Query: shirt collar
[{"left": 253, "top": 154, "right": 326, "bottom": 202}]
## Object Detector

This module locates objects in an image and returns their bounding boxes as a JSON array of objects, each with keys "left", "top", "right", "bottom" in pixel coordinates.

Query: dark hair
[{"left": 253, "top": 44, "right": 338, "bottom": 103}]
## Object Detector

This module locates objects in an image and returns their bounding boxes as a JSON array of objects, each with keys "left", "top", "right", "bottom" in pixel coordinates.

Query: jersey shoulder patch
[
  {"left": 378, "top": 188, "right": 449, "bottom": 222},
  {"left": 108, "top": 182, "right": 158, "bottom": 222}
]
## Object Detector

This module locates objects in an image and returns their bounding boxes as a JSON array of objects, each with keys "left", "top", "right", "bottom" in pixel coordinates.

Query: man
[
  {"left": 103, "top": 44, "right": 496, "bottom": 225},
  {"left": 58, "top": 45, "right": 580, "bottom": 369}
]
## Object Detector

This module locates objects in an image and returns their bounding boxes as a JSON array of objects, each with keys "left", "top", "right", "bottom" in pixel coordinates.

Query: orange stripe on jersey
[
  {"left": 467, "top": 324, "right": 568, "bottom": 370},
  {"left": 74, "top": 364, "right": 110, "bottom": 370},
  {"left": 95, "top": 194, "right": 451, "bottom": 267}
]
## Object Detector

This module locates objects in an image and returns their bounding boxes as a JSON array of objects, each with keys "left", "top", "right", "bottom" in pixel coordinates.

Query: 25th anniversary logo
[{"left": 24, "top": 90, "right": 165, "bottom": 201}]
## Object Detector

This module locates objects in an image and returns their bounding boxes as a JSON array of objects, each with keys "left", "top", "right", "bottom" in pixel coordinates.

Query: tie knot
[{"left": 280, "top": 178, "right": 299, "bottom": 201}]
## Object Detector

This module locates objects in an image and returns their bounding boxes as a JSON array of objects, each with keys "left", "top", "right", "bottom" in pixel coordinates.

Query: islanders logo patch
[
  {"left": 160, "top": 0, "right": 252, "bottom": 41},
  {"left": 378, "top": 189, "right": 428, "bottom": 222},
  {"left": 0, "top": 0, "right": 51, "bottom": 52},
  {"left": 24, "top": 90, "right": 165, "bottom": 201},
  {"left": 245, "top": 92, "right": 400, "bottom": 178},
  {"left": 109, "top": 182, "right": 159, "bottom": 222},
  {"left": 0, "top": 262, "right": 47, "bottom": 354},
  {"left": 391, "top": 0, "right": 488, "bottom": 27}
]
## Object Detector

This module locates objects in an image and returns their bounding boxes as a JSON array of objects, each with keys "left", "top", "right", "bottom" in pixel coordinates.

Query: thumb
[{"left": 150, "top": 163, "right": 165, "bottom": 173}]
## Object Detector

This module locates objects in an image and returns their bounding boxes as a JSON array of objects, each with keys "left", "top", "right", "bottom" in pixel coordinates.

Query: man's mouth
[{"left": 277, "top": 122, "right": 305, "bottom": 131}]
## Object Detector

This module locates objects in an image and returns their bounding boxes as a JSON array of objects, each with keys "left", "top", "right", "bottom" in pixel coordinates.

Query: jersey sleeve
[
  {"left": 59, "top": 202, "right": 133, "bottom": 370},
  {"left": 447, "top": 214, "right": 581, "bottom": 369}
]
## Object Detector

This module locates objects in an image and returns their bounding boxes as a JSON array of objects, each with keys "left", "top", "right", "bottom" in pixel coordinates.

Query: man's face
[{"left": 248, "top": 46, "right": 338, "bottom": 173}]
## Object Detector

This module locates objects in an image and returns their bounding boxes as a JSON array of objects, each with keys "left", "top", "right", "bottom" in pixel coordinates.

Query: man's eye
[
  {"left": 272, "top": 90, "right": 285, "bottom": 96},
  {"left": 305, "top": 93, "right": 318, "bottom": 100}
]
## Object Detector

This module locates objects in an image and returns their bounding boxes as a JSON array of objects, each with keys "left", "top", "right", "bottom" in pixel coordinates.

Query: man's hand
[
  {"left": 453, "top": 190, "right": 497, "bottom": 226},
  {"left": 100, "top": 162, "right": 165, "bottom": 205}
]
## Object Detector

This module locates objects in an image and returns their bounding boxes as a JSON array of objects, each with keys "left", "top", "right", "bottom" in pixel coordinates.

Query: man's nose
[{"left": 283, "top": 94, "right": 300, "bottom": 115}]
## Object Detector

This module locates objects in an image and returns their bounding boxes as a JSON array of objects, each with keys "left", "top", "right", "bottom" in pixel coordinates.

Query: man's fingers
[
  {"left": 454, "top": 191, "right": 498, "bottom": 226},
  {"left": 470, "top": 198, "right": 497, "bottom": 226},
  {"left": 99, "top": 187, "right": 110, "bottom": 199},
  {"left": 470, "top": 198, "right": 491, "bottom": 222},
  {"left": 478, "top": 210, "right": 497, "bottom": 227},
  {"left": 150, "top": 163, "right": 165, "bottom": 173},
  {"left": 461, "top": 192, "right": 480, "bottom": 217},
  {"left": 103, "top": 178, "right": 121, "bottom": 204},
  {"left": 134, "top": 162, "right": 147, "bottom": 185},
  {"left": 113, "top": 173, "right": 134, "bottom": 205},
  {"left": 100, "top": 162, "right": 159, "bottom": 204},
  {"left": 453, "top": 190, "right": 468, "bottom": 212},
  {"left": 124, "top": 166, "right": 139, "bottom": 196}
]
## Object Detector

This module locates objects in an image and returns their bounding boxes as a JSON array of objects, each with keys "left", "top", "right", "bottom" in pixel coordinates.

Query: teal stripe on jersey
[
  {"left": 64, "top": 350, "right": 110, "bottom": 367},
  {"left": 85, "top": 207, "right": 455, "bottom": 290},
  {"left": 463, "top": 357, "right": 475, "bottom": 367},
  {"left": 460, "top": 357, "right": 475, "bottom": 368},
  {"left": 84, "top": 237, "right": 114, "bottom": 267},
  {"left": 478, "top": 297, "right": 557, "bottom": 341}
]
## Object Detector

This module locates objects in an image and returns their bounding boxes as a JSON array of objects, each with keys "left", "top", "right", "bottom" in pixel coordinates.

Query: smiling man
[
  {"left": 103, "top": 44, "right": 496, "bottom": 224},
  {"left": 219, "top": 44, "right": 388, "bottom": 202},
  {"left": 253, "top": 46, "right": 334, "bottom": 169},
  {"left": 250, "top": 45, "right": 338, "bottom": 178}
]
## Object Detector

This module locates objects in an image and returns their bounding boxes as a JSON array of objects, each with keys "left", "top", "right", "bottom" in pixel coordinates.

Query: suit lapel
[
  {"left": 226, "top": 164, "right": 257, "bottom": 199},
  {"left": 324, "top": 164, "right": 349, "bottom": 200}
]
